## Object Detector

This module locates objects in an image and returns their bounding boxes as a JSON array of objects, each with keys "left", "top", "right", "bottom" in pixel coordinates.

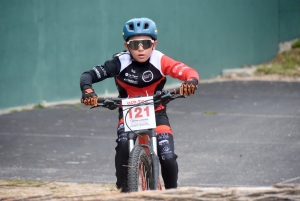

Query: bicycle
[{"left": 92, "top": 88, "right": 184, "bottom": 192}]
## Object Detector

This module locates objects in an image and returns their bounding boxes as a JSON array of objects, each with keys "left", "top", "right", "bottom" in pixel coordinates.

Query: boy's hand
[
  {"left": 81, "top": 88, "right": 98, "bottom": 106},
  {"left": 180, "top": 78, "right": 198, "bottom": 96}
]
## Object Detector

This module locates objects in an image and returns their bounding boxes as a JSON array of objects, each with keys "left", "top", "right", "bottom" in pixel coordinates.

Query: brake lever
[
  {"left": 161, "top": 91, "right": 186, "bottom": 99},
  {"left": 90, "top": 105, "right": 102, "bottom": 109},
  {"left": 176, "top": 94, "right": 186, "bottom": 98},
  {"left": 103, "top": 99, "right": 115, "bottom": 104},
  {"left": 90, "top": 98, "right": 117, "bottom": 109}
]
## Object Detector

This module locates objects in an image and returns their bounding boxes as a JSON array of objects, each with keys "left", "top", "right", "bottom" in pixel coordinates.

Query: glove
[
  {"left": 81, "top": 88, "right": 98, "bottom": 106},
  {"left": 180, "top": 77, "right": 198, "bottom": 96}
]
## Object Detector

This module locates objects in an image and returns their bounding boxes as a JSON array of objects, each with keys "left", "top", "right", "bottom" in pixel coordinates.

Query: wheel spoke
[
  {"left": 157, "top": 178, "right": 162, "bottom": 190},
  {"left": 138, "top": 162, "right": 148, "bottom": 190}
]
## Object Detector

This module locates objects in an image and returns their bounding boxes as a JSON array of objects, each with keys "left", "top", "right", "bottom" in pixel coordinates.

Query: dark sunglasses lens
[
  {"left": 128, "top": 41, "right": 139, "bottom": 50},
  {"left": 128, "top": 40, "right": 152, "bottom": 50},
  {"left": 141, "top": 40, "right": 152, "bottom": 49}
]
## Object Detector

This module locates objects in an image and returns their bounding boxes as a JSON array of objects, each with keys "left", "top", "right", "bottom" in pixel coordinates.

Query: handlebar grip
[
  {"left": 97, "top": 98, "right": 106, "bottom": 103},
  {"left": 170, "top": 87, "right": 181, "bottom": 95}
]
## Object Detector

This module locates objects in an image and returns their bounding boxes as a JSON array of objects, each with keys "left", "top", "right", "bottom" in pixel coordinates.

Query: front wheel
[{"left": 127, "top": 146, "right": 152, "bottom": 192}]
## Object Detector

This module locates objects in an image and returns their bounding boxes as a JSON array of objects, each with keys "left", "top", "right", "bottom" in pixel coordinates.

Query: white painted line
[{"left": 278, "top": 176, "right": 300, "bottom": 184}]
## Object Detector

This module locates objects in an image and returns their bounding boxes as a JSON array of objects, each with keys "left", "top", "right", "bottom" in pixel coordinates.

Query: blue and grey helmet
[{"left": 122, "top": 18, "right": 158, "bottom": 41}]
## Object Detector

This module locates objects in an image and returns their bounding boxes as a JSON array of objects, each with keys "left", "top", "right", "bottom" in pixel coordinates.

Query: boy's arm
[
  {"left": 160, "top": 55, "right": 199, "bottom": 82},
  {"left": 80, "top": 58, "right": 121, "bottom": 106},
  {"left": 161, "top": 55, "right": 199, "bottom": 96},
  {"left": 80, "top": 57, "right": 121, "bottom": 91}
]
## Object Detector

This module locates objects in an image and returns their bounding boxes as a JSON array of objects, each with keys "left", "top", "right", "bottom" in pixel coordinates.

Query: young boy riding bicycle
[{"left": 80, "top": 17, "right": 199, "bottom": 192}]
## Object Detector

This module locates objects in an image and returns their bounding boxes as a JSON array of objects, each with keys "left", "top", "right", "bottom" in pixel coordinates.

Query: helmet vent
[
  {"left": 144, "top": 23, "right": 149, "bottom": 29},
  {"left": 128, "top": 23, "right": 134, "bottom": 30},
  {"left": 137, "top": 22, "right": 140, "bottom": 27}
]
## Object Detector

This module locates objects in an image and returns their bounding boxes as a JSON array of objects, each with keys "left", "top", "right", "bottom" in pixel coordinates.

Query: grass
[
  {"left": 254, "top": 39, "right": 300, "bottom": 77},
  {"left": 9, "top": 108, "right": 29, "bottom": 113},
  {"left": 33, "top": 103, "right": 45, "bottom": 109},
  {"left": 75, "top": 104, "right": 81, "bottom": 109},
  {"left": 292, "top": 38, "right": 300, "bottom": 49},
  {"left": 8, "top": 103, "right": 81, "bottom": 114},
  {"left": 0, "top": 179, "right": 46, "bottom": 187}
]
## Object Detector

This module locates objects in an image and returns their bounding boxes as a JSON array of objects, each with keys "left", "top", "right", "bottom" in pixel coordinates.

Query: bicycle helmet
[{"left": 122, "top": 18, "right": 158, "bottom": 41}]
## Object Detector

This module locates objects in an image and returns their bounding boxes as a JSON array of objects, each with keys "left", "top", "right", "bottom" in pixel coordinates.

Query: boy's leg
[
  {"left": 157, "top": 132, "right": 178, "bottom": 189},
  {"left": 115, "top": 119, "right": 129, "bottom": 192},
  {"left": 155, "top": 110, "right": 178, "bottom": 189}
]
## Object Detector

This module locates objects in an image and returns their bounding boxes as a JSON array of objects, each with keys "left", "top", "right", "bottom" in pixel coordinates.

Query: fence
[{"left": 0, "top": 0, "right": 299, "bottom": 109}]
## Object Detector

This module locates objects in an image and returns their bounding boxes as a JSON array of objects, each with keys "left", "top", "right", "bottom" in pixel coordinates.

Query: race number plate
[{"left": 122, "top": 96, "right": 156, "bottom": 131}]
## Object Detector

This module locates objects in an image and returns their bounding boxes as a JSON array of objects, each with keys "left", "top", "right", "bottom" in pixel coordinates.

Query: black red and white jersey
[{"left": 80, "top": 50, "right": 199, "bottom": 98}]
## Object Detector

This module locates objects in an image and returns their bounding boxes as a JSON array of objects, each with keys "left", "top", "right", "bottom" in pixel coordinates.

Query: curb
[{"left": 222, "top": 67, "right": 256, "bottom": 78}]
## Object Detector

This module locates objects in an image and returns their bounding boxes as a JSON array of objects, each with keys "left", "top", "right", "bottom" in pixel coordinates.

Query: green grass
[
  {"left": 0, "top": 179, "right": 46, "bottom": 187},
  {"left": 74, "top": 104, "right": 81, "bottom": 109},
  {"left": 292, "top": 38, "right": 300, "bottom": 49},
  {"left": 33, "top": 103, "right": 45, "bottom": 109},
  {"left": 254, "top": 46, "right": 300, "bottom": 77},
  {"left": 9, "top": 108, "right": 29, "bottom": 113}
]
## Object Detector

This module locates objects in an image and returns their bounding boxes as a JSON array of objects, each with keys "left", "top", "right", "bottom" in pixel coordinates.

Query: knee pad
[
  {"left": 157, "top": 133, "right": 179, "bottom": 189},
  {"left": 116, "top": 122, "right": 128, "bottom": 142},
  {"left": 115, "top": 123, "right": 129, "bottom": 154},
  {"left": 157, "top": 133, "right": 177, "bottom": 163}
]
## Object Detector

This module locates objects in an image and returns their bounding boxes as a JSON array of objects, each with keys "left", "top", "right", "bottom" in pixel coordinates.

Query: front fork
[{"left": 127, "top": 129, "right": 158, "bottom": 155}]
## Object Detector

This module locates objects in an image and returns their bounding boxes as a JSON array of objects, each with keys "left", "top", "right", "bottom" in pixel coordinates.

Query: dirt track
[{"left": 1, "top": 184, "right": 300, "bottom": 201}]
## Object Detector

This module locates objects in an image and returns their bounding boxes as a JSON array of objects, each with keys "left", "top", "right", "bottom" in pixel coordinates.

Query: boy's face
[{"left": 124, "top": 35, "right": 157, "bottom": 63}]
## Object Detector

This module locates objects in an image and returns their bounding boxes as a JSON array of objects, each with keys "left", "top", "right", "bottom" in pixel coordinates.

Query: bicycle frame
[{"left": 94, "top": 88, "right": 184, "bottom": 191}]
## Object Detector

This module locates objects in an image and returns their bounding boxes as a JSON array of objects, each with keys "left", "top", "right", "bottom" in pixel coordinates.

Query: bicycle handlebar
[{"left": 95, "top": 87, "right": 183, "bottom": 108}]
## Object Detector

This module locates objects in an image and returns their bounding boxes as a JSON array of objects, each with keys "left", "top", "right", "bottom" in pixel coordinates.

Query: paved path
[{"left": 0, "top": 81, "right": 299, "bottom": 187}]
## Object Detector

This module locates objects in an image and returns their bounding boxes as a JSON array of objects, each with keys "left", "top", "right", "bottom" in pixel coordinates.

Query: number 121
[{"left": 128, "top": 106, "right": 150, "bottom": 118}]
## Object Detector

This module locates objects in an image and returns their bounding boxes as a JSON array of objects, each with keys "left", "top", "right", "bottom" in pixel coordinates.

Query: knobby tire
[{"left": 127, "top": 145, "right": 153, "bottom": 192}]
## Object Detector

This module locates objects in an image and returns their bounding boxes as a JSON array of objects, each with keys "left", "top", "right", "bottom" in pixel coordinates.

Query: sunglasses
[{"left": 126, "top": 39, "right": 154, "bottom": 50}]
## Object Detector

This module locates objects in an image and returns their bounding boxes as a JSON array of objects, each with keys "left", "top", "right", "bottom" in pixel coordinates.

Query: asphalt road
[{"left": 0, "top": 81, "right": 299, "bottom": 187}]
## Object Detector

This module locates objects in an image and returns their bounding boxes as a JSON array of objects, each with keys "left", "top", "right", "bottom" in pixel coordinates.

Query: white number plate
[{"left": 122, "top": 96, "right": 156, "bottom": 131}]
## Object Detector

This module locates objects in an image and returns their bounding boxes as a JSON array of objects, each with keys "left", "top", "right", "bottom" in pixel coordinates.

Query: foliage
[
  {"left": 33, "top": 103, "right": 45, "bottom": 109},
  {"left": 292, "top": 38, "right": 300, "bottom": 49},
  {"left": 255, "top": 47, "right": 300, "bottom": 77},
  {"left": 0, "top": 179, "right": 46, "bottom": 187},
  {"left": 75, "top": 104, "right": 81, "bottom": 109}
]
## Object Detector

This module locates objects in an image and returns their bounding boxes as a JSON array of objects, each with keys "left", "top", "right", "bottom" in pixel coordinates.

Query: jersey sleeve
[
  {"left": 80, "top": 57, "right": 121, "bottom": 91},
  {"left": 160, "top": 55, "right": 200, "bottom": 81}
]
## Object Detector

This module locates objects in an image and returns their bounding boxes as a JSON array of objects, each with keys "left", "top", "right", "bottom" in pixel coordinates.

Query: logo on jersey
[
  {"left": 125, "top": 73, "right": 138, "bottom": 80},
  {"left": 142, "top": 70, "right": 153, "bottom": 82},
  {"left": 124, "top": 78, "right": 138, "bottom": 84},
  {"left": 172, "top": 63, "right": 185, "bottom": 73},
  {"left": 178, "top": 67, "right": 188, "bottom": 76}
]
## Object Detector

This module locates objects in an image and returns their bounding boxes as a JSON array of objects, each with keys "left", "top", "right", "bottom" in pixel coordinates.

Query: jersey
[{"left": 80, "top": 50, "right": 199, "bottom": 99}]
